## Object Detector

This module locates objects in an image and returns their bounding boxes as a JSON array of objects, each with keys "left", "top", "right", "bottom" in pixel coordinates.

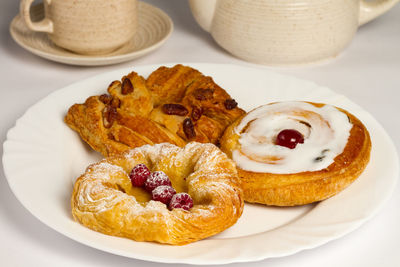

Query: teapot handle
[
  {"left": 20, "top": 0, "right": 53, "bottom": 33},
  {"left": 359, "top": 0, "right": 399, "bottom": 25}
]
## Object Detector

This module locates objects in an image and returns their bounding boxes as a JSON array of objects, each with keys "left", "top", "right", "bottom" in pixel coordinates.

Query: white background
[{"left": 0, "top": 0, "right": 399, "bottom": 266}]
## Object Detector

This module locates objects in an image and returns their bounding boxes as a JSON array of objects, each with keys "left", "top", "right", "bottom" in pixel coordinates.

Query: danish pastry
[
  {"left": 71, "top": 142, "right": 244, "bottom": 245},
  {"left": 65, "top": 64, "right": 245, "bottom": 156},
  {"left": 220, "top": 101, "right": 371, "bottom": 206}
]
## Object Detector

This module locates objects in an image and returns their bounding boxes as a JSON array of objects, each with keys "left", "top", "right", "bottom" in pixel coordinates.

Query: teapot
[{"left": 189, "top": 0, "right": 399, "bottom": 65}]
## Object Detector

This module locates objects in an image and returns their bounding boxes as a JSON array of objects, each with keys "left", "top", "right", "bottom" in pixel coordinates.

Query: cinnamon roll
[{"left": 220, "top": 101, "right": 371, "bottom": 206}]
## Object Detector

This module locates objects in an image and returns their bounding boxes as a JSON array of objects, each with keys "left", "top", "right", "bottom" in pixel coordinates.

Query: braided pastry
[
  {"left": 71, "top": 142, "right": 244, "bottom": 245},
  {"left": 220, "top": 101, "right": 371, "bottom": 206},
  {"left": 65, "top": 64, "right": 245, "bottom": 156}
]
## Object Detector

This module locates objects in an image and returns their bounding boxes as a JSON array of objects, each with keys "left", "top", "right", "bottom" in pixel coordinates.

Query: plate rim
[{"left": 2, "top": 63, "right": 399, "bottom": 264}]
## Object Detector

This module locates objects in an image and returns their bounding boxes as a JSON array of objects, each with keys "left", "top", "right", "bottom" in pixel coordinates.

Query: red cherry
[
  {"left": 168, "top": 193, "right": 194, "bottom": 211},
  {"left": 152, "top": 185, "right": 176, "bottom": 205},
  {"left": 144, "top": 171, "right": 172, "bottom": 192},
  {"left": 129, "top": 164, "right": 150, "bottom": 187},
  {"left": 276, "top": 129, "right": 304, "bottom": 149}
]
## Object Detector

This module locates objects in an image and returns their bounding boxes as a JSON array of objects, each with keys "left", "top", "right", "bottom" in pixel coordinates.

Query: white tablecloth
[{"left": 0, "top": 1, "right": 399, "bottom": 266}]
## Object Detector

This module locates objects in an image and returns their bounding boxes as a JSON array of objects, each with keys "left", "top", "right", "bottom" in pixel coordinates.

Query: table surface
[{"left": 1, "top": 1, "right": 399, "bottom": 266}]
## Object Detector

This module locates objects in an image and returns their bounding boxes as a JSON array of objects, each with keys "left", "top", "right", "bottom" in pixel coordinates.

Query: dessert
[
  {"left": 152, "top": 185, "right": 176, "bottom": 205},
  {"left": 64, "top": 64, "right": 245, "bottom": 156},
  {"left": 221, "top": 101, "right": 371, "bottom": 206},
  {"left": 71, "top": 142, "right": 244, "bottom": 245}
]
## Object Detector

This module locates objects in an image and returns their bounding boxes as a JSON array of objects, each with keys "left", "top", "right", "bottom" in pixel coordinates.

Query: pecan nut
[
  {"left": 183, "top": 118, "right": 196, "bottom": 139},
  {"left": 121, "top": 78, "right": 134, "bottom": 95},
  {"left": 99, "top": 94, "right": 112, "bottom": 105},
  {"left": 191, "top": 106, "right": 203, "bottom": 121},
  {"left": 103, "top": 106, "right": 118, "bottom": 128},
  {"left": 193, "top": 88, "right": 214, "bottom": 101},
  {"left": 162, "top": 104, "right": 188, "bottom": 116},
  {"left": 224, "top": 98, "right": 238, "bottom": 110},
  {"left": 110, "top": 97, "right": 121, "bottom": 108}
]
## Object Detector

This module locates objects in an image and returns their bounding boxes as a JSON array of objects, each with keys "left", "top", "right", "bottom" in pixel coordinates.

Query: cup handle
[
  {"left": 20, "top": 0, "right": 53, "bottom": 33},
  {"left": 359, "top": 0, "right": 399, "bottom": 26}
]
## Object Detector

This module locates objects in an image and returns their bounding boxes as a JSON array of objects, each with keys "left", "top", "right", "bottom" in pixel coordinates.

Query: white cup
[{"left": 20, "top": 0, "right": 138, "bottom": 55}]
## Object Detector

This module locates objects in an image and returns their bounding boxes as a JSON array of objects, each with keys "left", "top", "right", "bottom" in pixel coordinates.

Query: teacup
[
  {"left": 189, "top": 0, "right": 399, "bottom": 65},
  {"left": 20, "top": 0, "right": 138, "bottom": 55}
]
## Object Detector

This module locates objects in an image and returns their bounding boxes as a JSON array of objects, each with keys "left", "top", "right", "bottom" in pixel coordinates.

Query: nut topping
[
  {"left": 121, "top": 78, "right": 134, "bottom": 95},
  {"left": 183, "top": 118, "right": 196, "bottom": 139},
  {"left": 193, "top": 88, "right": 214, "bottom": 101},
  {"left": 191, "top": 106, "right": 203, "bottom": 121},
  {"left": 162, "top": 104, "right": 188, "bottom": 116},
  {"left": 99, "top": 94, "right": 112, "bottom": 105},
  {"left": 224, "top": 98, "right": 238, "bottom": 110},
  {"left": 99, "top": 94, "right": 120, "bottom": 108},
  {"left": 110, "top": 97, "right": 121, "bottom": 108},
  {"left": 103, "top": 106, "right": 118, "bottom": 128}
]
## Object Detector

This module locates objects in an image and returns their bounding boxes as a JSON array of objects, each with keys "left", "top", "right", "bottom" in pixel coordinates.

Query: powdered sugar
[
  {"left": 129, "top": 163, "right": 150, "bottom": 187},
  {"left": 169, "top": 192, "right": 193, "bottom": 211},
  {"left": 144, "top": 171, "right": 171, "bottom": 192},
  {"left": 152, "top": 185, "right": 176, "bottom": 204},
  {"left": 72, "top": 142, "right": 243, "bottom": 243}
]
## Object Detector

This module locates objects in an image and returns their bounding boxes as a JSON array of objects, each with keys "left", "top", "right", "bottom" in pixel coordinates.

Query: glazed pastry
[
  {"left": 220, "top": 101, "right": 371, "bottom": 206},
  {"left": 71, "top": 142, "right": 244, "bottom": 245},
  {"left": 65, "top": 64, "right": 245, "bottom": 156}
]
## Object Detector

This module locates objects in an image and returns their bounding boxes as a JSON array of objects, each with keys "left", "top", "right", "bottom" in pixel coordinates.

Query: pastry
[
  {"left": 71, "top": 142, "right": 244, "bottom": 245},
  {"left": 220, "top": 101, "right": 371, "bottom": 206},
  {"left": 65, "top": 64, "right": 245, "bottom": 156}
]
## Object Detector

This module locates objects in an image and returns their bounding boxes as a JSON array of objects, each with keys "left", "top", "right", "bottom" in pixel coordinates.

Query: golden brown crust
[
  {"left": 71, "top": 142, "right": 244, "bottom": 245},
  {"left": 220, "top": 102, "right": 371, "bottom": 206},
  {"left": 65, "top": 65, "right": 245, "bottom": 156},
  {"left": 146, "top": 65, "right": 203, "bottom": 106}
]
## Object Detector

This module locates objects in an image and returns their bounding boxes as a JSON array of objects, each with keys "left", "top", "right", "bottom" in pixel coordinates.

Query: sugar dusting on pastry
[
  {"left": 71, "top": 142, "right": 244, "bottom": 245},
  {"left": 233, "top": 102, "right": 353, "bottom": 173}
]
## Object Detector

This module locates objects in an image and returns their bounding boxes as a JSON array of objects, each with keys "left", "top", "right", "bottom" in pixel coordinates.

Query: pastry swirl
[
  {"left": 221, "top": 101, "right": 371, "bottom": 206},
  {"left": 64, "top": 64, "right": 245, "bottom": 156},
  {"left": 71, "top": 142, "right": 244, "bottom": 245}
]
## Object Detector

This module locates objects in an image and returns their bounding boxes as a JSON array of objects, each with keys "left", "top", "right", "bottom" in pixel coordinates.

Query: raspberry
[
  {"left": 152, "top": 185, "right": 176, "bottom": 204},
  {"left": 144, "top": 171, "right": 171, "bottom": 192},
  {"left": 168, "top": 193, "right": 194, "bottom": 211},
  {"left": 129, "top": 164, "right": 151, "bottom": 187}
]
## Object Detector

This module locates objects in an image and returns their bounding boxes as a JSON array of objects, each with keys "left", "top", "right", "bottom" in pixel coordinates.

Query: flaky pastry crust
[
  {"left": 71, "top": 142, "right": 244, "bottom": 245},
  {"left": 65, "top": 64, "right": 245, "bottom": 156},
  {"left": 220, "top": 102, "right": 371, "bottom": 206}
]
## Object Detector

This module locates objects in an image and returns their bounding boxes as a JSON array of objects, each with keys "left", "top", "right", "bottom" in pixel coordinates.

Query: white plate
[{"left": 3, "top": 63, "right": 398, "bottom": 264}]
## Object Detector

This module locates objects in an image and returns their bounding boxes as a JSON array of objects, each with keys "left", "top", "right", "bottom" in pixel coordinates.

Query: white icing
[{"left": 233, "top": 102, "right": 352, "bottom": 173}]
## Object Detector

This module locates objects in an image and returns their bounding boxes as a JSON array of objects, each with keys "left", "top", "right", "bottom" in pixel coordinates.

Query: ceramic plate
[
  {"left": 9, "top": 2, "right": 173, "bottom": 66},
  {"left": 3, "top": 64, "right": 398, "bottom": 264}
]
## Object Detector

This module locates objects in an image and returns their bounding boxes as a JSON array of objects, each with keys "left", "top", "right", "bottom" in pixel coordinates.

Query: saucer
[{"left": 9, "top": 2, "right": 173, "bottom": 66}]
